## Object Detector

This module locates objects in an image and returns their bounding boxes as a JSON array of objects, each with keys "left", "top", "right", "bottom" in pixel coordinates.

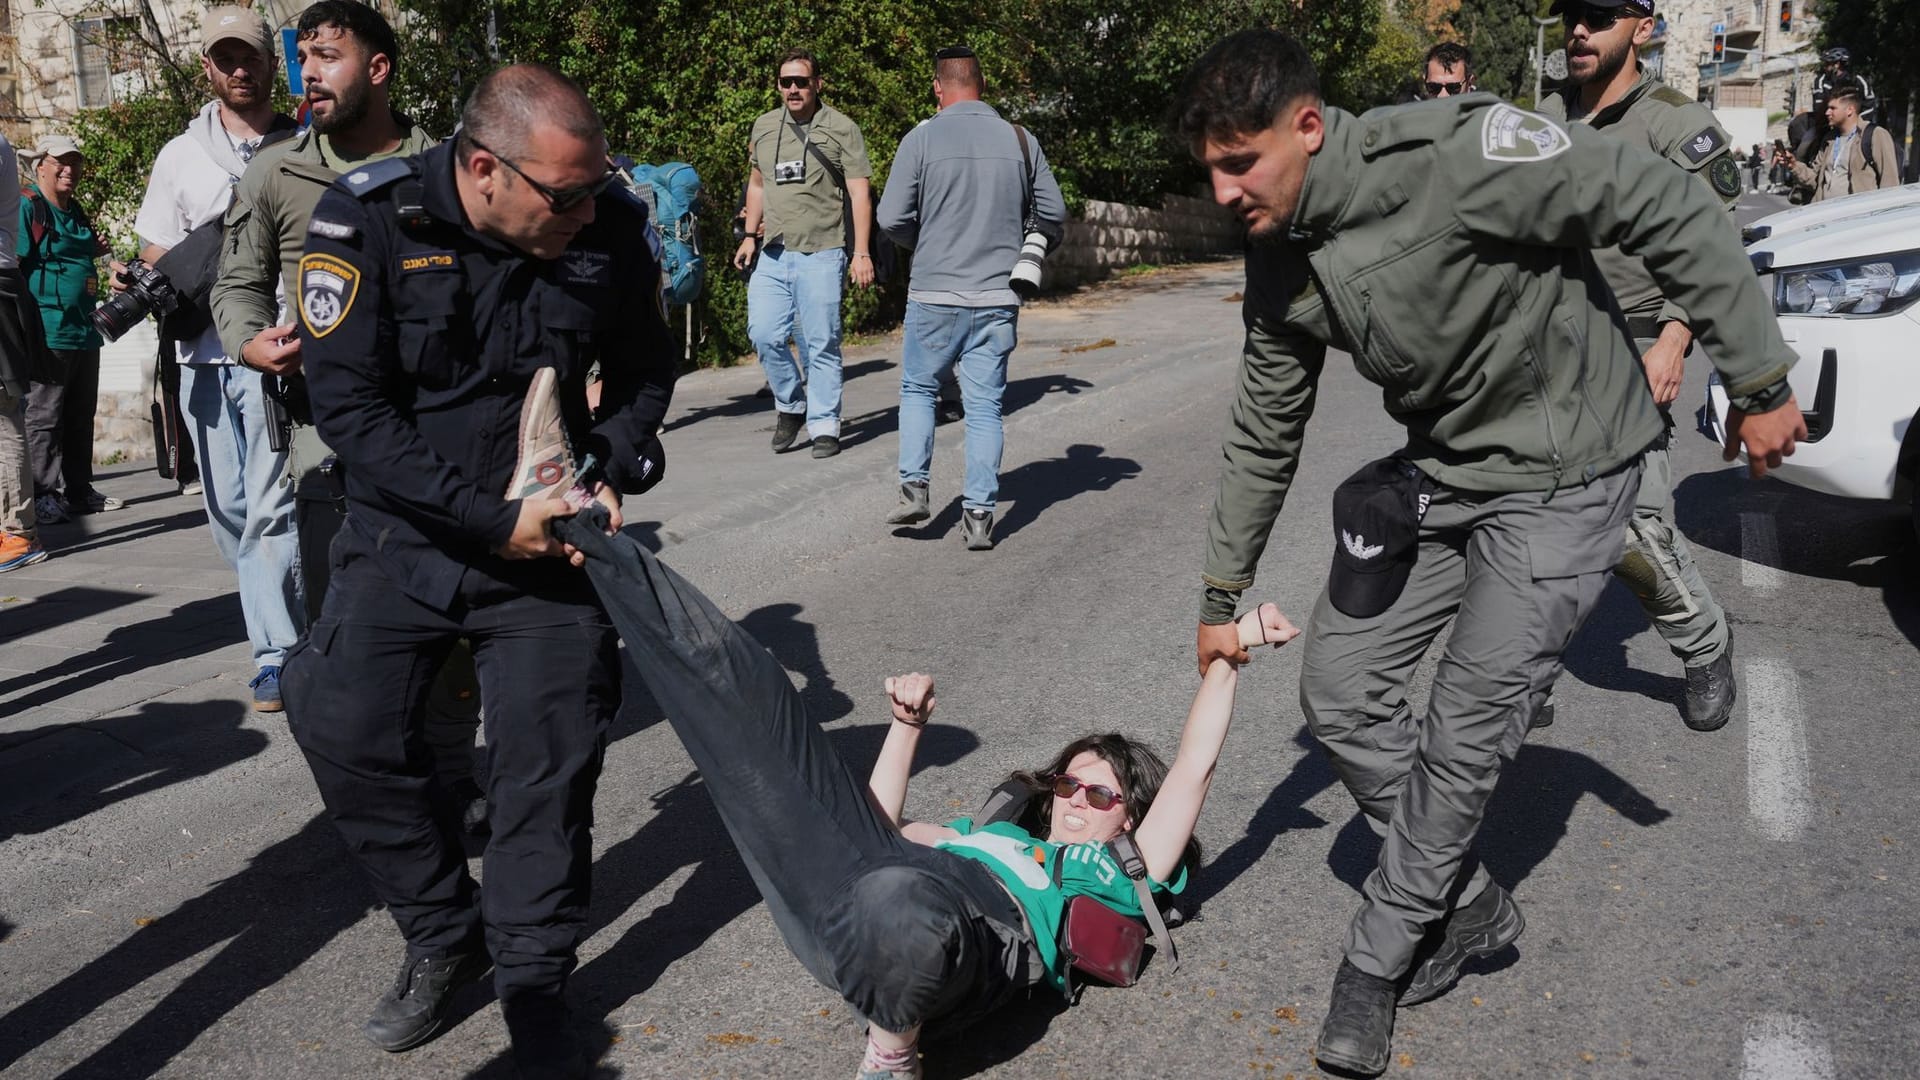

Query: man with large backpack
[{"left": 133, "top": 5, "right": 300, "bottom": 710}]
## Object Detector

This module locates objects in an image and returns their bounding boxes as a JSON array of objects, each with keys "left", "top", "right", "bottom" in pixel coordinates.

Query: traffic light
[
  {"left": 1779, "top": 1, "right": 1792, "bottom": 33},
  {"left": 1712, "top": 29, "right": 1726, "bottom": 62}
]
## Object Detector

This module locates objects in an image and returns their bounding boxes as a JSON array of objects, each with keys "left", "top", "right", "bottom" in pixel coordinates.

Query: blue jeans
[
  {"left": 898, "top": 302, "right": 1017, "bottom": 511},
  {"left": 181, "top": 362, "right": 304, "bottom": 669},
  {"left": 748, "top": 245, "right": 846, "bottom": 438}
]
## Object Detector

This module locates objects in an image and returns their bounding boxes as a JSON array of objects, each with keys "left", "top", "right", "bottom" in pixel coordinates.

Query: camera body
[
  {"left": 1008, "top": 217, "right": 1054, "bottom": 299},
  {"left": 92, "top": 259, "right": 179, "bottom": 342}
]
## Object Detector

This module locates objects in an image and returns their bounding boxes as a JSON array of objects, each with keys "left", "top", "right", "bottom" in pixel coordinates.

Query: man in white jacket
[{"left": 133, "top": 5, "right": 301, "bottom": 710}]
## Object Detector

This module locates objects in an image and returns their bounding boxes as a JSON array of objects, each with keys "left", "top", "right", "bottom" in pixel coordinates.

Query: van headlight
[{"left": 1776, "top": 251, "right": 1920, "bottom": 316}]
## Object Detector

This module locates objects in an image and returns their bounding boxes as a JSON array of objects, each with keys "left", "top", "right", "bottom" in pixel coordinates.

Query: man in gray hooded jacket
[{"left": 132, "top": 5, "right": 300, "bottom": 709}]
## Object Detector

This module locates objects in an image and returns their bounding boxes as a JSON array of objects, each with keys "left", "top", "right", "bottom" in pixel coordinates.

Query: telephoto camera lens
[
  {"left": 90, "top": 260, "right": 179, "bottom": 342},
  {"left": 1009, "top": 229, "right": 1051, "bottom": 299}
]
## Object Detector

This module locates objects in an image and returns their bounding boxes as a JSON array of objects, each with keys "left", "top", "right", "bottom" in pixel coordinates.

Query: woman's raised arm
[
  {"left": 1132, "top": 603, "right": 1299, "bottom": 881},
  {"left": 867, "top": 674, "right": 962, "bottom": 844}
]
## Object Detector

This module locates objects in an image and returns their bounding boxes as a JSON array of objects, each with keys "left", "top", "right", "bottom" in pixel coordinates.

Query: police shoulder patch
[
  {"left": 1709, "top": 155, "right": 1743, "bottom": 198},
  {"left": 1678, "top": 125, "right": 1728, "bottom": 165},
  {"left": 299, "top": 252, "right": 361, "bottom": 339},
  {"left": 1480, "top": 103, "right": 1571, "bottom": 163}
]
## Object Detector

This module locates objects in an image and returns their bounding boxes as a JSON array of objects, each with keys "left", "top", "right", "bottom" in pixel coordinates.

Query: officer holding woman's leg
[{"left": 280, "top": 64, "right": 675, "bottom": 1077}]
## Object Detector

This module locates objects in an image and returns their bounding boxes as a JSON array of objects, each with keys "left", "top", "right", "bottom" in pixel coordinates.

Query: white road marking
[
  {"left": 1745, "top": 658, "right": 1813, "bottom": 843},
  {"left": 1740, "top": 512, "right": 1787, "bottom": 593},
  {"left": 1741, "top": 1013, "right": 1835, "bottom": 1080}
]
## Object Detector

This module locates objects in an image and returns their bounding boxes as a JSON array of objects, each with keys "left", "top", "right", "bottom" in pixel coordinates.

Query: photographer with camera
[
  {"left": 875, "top": 45, "right": 1065, "bottom": 551},
  {"left": 130, "top": 5, "right": 300, "bottom": 711},
  {"left": 16, "top": 135, "right": 123, "bottom": 526}
]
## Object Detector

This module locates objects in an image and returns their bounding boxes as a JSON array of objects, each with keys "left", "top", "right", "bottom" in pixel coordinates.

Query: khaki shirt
[
  {"left": 1198, "top": 100, "right": 1795, "bottom": 621},
  {"left": 1539, "top": 67, "right": 1740, "bottom": 325},
  {"left": 748, "top": 103, "right": 870, "bottom": 254},
  {"left": 214, "top": 121, "right": 439, "bottom": 361}
]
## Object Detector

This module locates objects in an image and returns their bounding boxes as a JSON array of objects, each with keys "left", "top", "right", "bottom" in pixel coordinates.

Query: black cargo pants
[{"left": 281, "top": 543, "right": 618, "bottom": 1002}]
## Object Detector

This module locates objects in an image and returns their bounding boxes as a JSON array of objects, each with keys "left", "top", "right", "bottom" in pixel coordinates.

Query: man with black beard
[
  {"left": 211, "top": 0, "right": 484, "bottom": 823},
  {"left": 1536, "top": 0, "right": 1743, "bottom": 734}
]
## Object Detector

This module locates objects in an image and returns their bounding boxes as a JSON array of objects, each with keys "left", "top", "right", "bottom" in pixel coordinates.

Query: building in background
[{"left": 1643, "top": 0, "right": 1821, "bottom": 139}]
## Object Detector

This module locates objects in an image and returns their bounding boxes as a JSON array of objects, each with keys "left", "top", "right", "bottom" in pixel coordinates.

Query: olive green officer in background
[
  {"left": 208, "top": 1, "right": 483, "bottom": 824},
  {"left": 1174, "top": 30, "right": 1806, "bottom": 1078},
  {"left": 1537, "top": 0, "right": 1741, "bottom": 732}
]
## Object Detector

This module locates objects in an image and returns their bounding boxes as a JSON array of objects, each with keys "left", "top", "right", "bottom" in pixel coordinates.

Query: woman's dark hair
[
  {"left": 1006, "top": 733, "right": 1202, "bottom": 876},
  {"left": 297, "top": 0, "right": 400, "bottom": 72},
  {"left": 1173, "top": 29, "right": 1320, "bottom": 149}
]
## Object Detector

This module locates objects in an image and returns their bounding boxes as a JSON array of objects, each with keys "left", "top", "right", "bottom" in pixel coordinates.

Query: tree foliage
[
  {"left": 1443, "top": 0, "right": 1549, "bottom": 106},
  {"left": 390, "top": 0, "right": 1415, "bottom": 364}
]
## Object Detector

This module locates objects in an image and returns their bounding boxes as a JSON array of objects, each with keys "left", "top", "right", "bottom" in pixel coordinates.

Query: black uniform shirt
[{"left": 299, "top": 142, "right": 677, "bottom": 611}]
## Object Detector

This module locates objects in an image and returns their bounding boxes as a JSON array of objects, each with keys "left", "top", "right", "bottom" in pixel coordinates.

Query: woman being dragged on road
[{"left": 588, "top": 529, "right": 1296, "bottom": 1079}]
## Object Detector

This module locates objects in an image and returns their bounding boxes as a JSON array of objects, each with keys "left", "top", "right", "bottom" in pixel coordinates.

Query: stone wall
[{"left": 1044, "top": 193, "right": 1243, "bottom": 290}]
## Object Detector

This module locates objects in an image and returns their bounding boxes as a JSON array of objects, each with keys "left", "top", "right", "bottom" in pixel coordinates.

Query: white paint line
[
  {"left": 1740, "top": 512, "right": 1787, "bottom": 593},
  {"left": 1745, "top": 658, "right": 1813, "bottom": 843},
  {"left": 1741, "top": 1013, "right": 1835, "bottom": 1080}
]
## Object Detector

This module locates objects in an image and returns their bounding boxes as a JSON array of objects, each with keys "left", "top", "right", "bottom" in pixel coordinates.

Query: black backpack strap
[
  {"left": 1107, "top": 833, "right": 1178, "bottom": 974},
  {"left": 1013, "top": 124, "right": 1035, "bottom": 222},
  {"left": 1860, "top": 122, "right": 1880, "bottom": 184},
  {"left": 975, "top": 779, "right": 1033, "bottom": 827}
]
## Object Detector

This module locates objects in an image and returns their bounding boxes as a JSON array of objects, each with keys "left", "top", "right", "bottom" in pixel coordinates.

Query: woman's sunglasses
[{"left": 1051, "top": 774, "right": 1124, "bottom": 811}]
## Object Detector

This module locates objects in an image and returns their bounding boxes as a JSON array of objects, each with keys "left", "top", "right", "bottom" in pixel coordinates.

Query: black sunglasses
[
  {"left": 777, "top": 75, "right": 814, "bottom": 89},
  {"left": 1051, "top": 774, "right": 1124, "bottom": 811},
  {"left": 1562, "top": 3, "right": 1627, "bottom": 31},
  {"left": 464, "top": 134, "right": 616, "bottom": 214},
  {"left": 1424, "top": 80, "right": 1466, "bottom": 96}
]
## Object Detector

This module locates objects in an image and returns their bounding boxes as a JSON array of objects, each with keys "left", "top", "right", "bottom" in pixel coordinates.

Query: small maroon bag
[
  {"left": 1058, "top": 833, "right": 1179, "bottom": 993},
  {"left": 1062, "top": 894, "right": 1150, "bottom": 986}
]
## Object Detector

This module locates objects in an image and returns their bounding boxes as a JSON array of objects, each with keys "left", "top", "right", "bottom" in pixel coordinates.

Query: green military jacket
[
  {"left": 1199, "top": 98, "right": 1795, "bottom": 622},
  {"left": 214, "top": 120, "right": 438, "bottom": 361},
  {"left": 1538, "top": 66, "right": 1741, "bottom": 325}
]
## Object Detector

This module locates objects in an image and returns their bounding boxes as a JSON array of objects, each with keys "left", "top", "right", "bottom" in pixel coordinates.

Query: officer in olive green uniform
[
  {"left": 1537, "top": 0, "right": 1741, "bottom": 732},
  {"left": 1175, "top": 30, "right": 1805, "bottom": 1078}
]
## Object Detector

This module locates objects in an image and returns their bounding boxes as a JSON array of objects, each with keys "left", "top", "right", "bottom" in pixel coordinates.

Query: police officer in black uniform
[{"left": 280, "top": 64, "right": 675, "bottom": 1075}]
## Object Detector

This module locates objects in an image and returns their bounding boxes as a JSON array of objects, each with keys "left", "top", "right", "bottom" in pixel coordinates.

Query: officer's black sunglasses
[
  {"left": 1561, "top": 3, "right": 1626, "bottom": 31},
  {"left": 464, "top": 133, "right": 617, "bottom": 214}
]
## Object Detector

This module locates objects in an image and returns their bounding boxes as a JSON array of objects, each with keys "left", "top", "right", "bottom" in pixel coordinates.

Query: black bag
[
  {"left": 791, "top": 120, "right": 903, "bottom": 283},
  {"left": 151, "top": 217, "right": 225, "bottom": 343}
]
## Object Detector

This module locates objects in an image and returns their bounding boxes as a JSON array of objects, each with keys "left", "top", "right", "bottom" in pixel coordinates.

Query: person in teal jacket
[{"left": 17, "top": 134, "right": 122, "bottom": 522}]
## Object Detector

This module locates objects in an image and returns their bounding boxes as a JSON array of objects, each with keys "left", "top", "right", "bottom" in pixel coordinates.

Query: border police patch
[
  {"left": 1709, "top": 155, "right": 1742, "bottom": 198},
  {"left": 1679, "top": 125, "right": 1727, "bottom": 164},
  {"left": 1481, "top": 103, "right": 1570, "bottom": 163},
  {"left": 299, "top": 253, "right": 360, "bottom": 339}
]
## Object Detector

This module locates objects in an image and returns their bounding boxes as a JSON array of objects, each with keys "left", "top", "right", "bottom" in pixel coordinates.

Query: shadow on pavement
[
  {"left": 0, "top": 700, "right": 266, "bottom": 843},
  {"left": 1323, "top": 743, "right": 1672, "bottom": 898},
  {"left": 0, "top": 814, "right": 373, "bottom": 1079},
  {"left": 1186, "top": 726, "right": 1335, "bottom": 910},
  {"left": 33, "top": 508, "right": 209, "bottom": 559},
  {"left": 0, "top": 593, "right": 246, "bottom": 715},
  {"left": 1562, "top": 584, "right": 1686, "bottom": 712},
  {"left": 1674, "top": 469, "right": 1920, "bottom": 650},
  {"left": 994, "top": 443, "right": 1141, "bottom": 544}
]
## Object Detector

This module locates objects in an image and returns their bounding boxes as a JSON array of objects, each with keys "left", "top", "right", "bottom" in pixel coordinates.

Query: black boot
[
  {"left": 1401, "top": 883, "right": 1525, "bottom": 1006},
  {"left": 362, "top": 948, "right": 490, "bottom": 1052},
  {"left": 1316, "top": 959, "right": 1396, "bottom": 1077},
  {"left": 1683, "top": 638, "right": 1736, "bottom": 732}
]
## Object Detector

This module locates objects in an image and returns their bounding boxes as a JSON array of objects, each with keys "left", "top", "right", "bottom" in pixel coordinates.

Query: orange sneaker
[{"left": 0, "top": 532, "right": 49, "bottom": 573}]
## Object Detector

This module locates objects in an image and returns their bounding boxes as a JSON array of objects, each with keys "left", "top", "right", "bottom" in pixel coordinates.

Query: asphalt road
[{"left": 2, "top": 185, "right": 1916, "bottom": 1080}]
